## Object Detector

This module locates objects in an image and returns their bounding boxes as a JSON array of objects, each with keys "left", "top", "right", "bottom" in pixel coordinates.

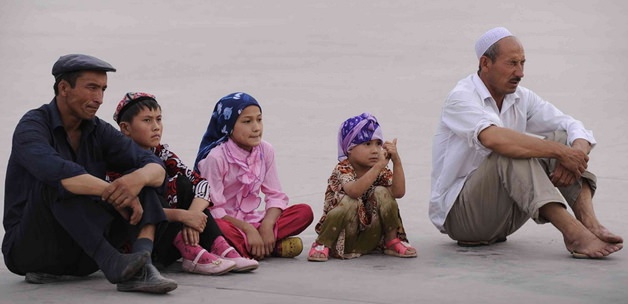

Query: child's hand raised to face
[
  {"left": 375, "top": 146, "right": 390, "bottom": 169},
  {"left": 383, "top": 138, "right": 399, "bottom": 161}
]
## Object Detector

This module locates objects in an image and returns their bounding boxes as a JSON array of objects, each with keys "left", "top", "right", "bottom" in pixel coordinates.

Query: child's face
[
  {"left": 347, "top": 139, "right": 383, "bottom": 168},
  {"left": 231, "top": 105, "right": 263, "bottom": 152},
  {"left": 120, "top": 107, "right": 162, "bottom": 149}
]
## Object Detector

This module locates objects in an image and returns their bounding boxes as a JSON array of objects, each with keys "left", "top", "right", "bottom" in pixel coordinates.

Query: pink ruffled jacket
[{"left": 197, "top": 139, "right": 289, "bottom": 224}]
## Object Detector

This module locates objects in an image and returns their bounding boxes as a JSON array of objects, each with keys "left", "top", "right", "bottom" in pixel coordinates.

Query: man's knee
[
  {"left": 137, "top": 187, "right": 167, "bottom": 226},
  {"left": 545, "top": 130, "right": 568, "bottom": 145}
]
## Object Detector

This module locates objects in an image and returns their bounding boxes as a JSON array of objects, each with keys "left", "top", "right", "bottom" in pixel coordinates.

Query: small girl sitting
[
  {"left": 108, "top": 92, "right": 258, "bottom": 275},
  {"left": 194, "top": 92, "right": 314, "bottom": 260},
  {"left": 308, "top": 112, "right": 417, "bottom": 261}
]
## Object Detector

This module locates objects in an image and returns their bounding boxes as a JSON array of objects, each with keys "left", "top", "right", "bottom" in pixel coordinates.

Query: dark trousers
[
  {"left": 153, "top": 177, "right": 223, "bottom": 267},
  {"left": 6, "top": 186, "right": 166, "bottom": 276}
]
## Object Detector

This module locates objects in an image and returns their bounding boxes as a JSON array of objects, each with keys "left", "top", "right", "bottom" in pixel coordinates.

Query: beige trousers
[{"left": 444, "top": 131, "right": 597, "bottom": 244}]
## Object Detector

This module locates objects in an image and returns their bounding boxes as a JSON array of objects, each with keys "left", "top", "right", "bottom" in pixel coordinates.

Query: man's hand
[
  {"left": 550, "top": 163, "right": 578, "bottom": 187},
  {"left": 113, "top": 197, "right": 143, "bottom": 225},
  {"left": 558, "top": 147, "right": 589, "bottom": 178},
  {"left": 101, "top": 175, "right": 144, "bottom": 208}
]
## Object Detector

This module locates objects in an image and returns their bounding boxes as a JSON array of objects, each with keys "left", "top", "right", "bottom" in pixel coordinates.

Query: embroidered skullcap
[
  {"left": 337, "top": 112, "right": 384, "bottom": 161},
  {"left": 113, "top": 92, "right": 157, "bottom": 124},
  {"left": 52, "top": 54, "right": 116, "bottom": 78},
  {"left": 194, "top": 92, "right": 261, "bottom": 171},
  {"left": 475, "top": 27, "right": 513, "bottom": 59}
]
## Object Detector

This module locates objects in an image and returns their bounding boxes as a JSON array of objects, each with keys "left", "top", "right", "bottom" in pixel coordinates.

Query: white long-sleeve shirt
[{"left": 429, "top": 73, "right": 596, "bottom": 232}]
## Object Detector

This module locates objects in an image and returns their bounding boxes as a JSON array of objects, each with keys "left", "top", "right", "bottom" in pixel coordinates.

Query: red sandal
[
  {"left": 384, "top": 238, "right": 417, "bottom": 258},
  {"left": 307, "top": 242, "right": 329, "bottom": 262}
]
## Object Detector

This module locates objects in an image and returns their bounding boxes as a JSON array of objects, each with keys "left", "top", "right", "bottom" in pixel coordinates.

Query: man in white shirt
[{"left": 429, "top": 27, "right": 623, "bottom": 258}]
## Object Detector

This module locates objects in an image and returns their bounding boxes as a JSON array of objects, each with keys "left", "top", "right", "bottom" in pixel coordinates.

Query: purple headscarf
[{"left": 337, "top": 112, "right": 383, "bottom": 161}]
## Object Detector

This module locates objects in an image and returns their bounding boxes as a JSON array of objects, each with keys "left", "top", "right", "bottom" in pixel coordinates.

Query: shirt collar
[
  {"left": 471, "top": 73, "right": 520, "bottom": 111},
  {"left": 225, "top": 138, "right": 258, "bottom": 160}
]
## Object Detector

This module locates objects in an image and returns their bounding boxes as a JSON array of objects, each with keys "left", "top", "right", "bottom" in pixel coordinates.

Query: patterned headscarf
[
  {"left": 113, "top": 92, "right": 157, "bottom": 124},
  {"left": 194, "top": 92, "right": 261, "bottom": 171},
  {"left": 337, "top": 112, "right": 383, "bottom": 161}
]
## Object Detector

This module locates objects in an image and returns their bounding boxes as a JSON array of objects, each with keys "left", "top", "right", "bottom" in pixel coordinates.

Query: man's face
[
  {"left": 60, "top": 71, "right": 107, "bottom": 120},
  {"left": 482, "top": 37, "right": 525, "bottom": 102}
]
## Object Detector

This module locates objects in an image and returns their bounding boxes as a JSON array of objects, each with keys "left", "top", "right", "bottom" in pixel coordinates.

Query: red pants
[{"left": 215, "top": 204, "right": 313, "bottom": 258}]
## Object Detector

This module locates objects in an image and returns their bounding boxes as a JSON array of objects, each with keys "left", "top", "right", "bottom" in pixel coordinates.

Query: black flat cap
[{"left": 52, "top": 54, "right": 116, "bottom": 77}]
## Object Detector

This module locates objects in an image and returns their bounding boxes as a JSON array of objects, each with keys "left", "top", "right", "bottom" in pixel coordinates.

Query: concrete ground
[{"left": 0, "top": 1, "right": 627, "bottom": 303}]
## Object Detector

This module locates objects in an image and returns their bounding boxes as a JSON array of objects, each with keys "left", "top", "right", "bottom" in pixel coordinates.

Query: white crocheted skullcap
[{"left": 475, "top": 27, "right": 513, "bottom": 59}]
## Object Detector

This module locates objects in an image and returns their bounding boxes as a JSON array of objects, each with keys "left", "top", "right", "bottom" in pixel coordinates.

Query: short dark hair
[
  {"left": 477, "top": 42, "right": 500, "bottom": 73},
  {"left": 118, "top": 98, "right": 161, "bottom": 123},
  {"left": 53, "top": 71, "right": 83, "bottom": 95}
]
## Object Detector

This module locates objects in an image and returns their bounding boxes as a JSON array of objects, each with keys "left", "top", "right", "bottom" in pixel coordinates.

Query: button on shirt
[
  {"left": 429, "top": 74, "right": 596, "bottom": 232},
  {"left": 2, "top": 99, "right": 163, "bottom": 255}
]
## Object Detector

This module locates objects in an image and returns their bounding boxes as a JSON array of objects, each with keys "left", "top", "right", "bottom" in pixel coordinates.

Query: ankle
[
  {"left": 174, "top": 234, "right": 208, "bottom": 261},
  {"left": 211, "top": 236, "right": 241, "bottom": 258},
  {"left": 132, "top": 238, "right": 153, "bottom": 265},
  {"left": 578, "top": 215, "right": 600, "bottom": 230}
]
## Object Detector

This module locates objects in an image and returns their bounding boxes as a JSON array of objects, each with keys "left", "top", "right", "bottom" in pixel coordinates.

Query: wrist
[
  {"left": 243, "top": 224, "right": 258, "bottom": 234},
  {"left": 572, "top": 140, "right": 591, "bottom": 154},
  {"left": 260, "top": 220, "right": 275, "bottom": 230}
]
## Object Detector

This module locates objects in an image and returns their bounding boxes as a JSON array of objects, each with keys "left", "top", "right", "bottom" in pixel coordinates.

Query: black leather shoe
[{"left": 116, "top": 264, "right": 177, "bottom": 294}]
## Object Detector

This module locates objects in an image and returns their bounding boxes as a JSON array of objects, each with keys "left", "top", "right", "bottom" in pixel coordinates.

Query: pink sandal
[
  {"left": 384, "top": 238, "right": 417, "bottom": 258},
  {"left": 307, "top": 242, "right": 329, "bottom": 262}
]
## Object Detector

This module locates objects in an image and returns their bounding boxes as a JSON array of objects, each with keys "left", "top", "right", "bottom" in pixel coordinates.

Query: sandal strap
[
  {"left": 192, "top": 248, "right": 208, "bottom": 265},
  {"left": 386, "top": 238, "right": 414, "bottom": 254},
  {"left": 219, "top": 246, "right": 235, "bottom": 258},
  {"left": 385, "top": 238, "right": 402, "bottom": 248},
  {"left": 314, "top": 244, "right": 326, "bottom": 251}
]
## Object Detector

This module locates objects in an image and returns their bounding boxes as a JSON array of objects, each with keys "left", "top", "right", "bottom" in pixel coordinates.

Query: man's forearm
[
  {"left": 130, "top": 163, "right": 166, "bottom": 188},
  {"left": 61, "top": 174, "right": 109, "bottom": 196},
  {"left": 479, "top": 126, "right": 566, "bottom": 159}
]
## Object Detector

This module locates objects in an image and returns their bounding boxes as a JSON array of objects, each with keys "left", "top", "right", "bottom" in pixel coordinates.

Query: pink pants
[{"left": 215, "top": 204, "right": 313, "bottom": 258}]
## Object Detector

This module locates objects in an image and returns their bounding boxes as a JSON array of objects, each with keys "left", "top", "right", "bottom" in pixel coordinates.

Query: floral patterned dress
[{"left": 314, "top": 159, "right": 408, "bottom": 258}]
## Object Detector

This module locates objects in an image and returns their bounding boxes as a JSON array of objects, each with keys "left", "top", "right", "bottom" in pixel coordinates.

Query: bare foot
[
  {"left": 587, "top": 225, "right": 623, "bottom": 244},
  {"left": 564, "top": 227, "right": 623, "bottom": 258}
]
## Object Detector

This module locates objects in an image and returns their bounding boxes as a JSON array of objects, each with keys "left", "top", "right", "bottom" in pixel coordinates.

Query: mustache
[{"left": 511, "top": 77, "right": 522, "bottom": 82}]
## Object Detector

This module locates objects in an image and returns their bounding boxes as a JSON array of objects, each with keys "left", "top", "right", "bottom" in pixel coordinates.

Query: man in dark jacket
[{"left": 2, "top": 54, "right": 177, "bottom": 293}]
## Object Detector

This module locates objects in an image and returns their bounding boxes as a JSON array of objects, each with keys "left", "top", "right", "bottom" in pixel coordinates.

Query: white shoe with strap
[
  {"left": 219, "top": 247, "right": 259, "bottom": 273},
  {"left": 181, "top": 248, "right": 236, "bottom": 275}
]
